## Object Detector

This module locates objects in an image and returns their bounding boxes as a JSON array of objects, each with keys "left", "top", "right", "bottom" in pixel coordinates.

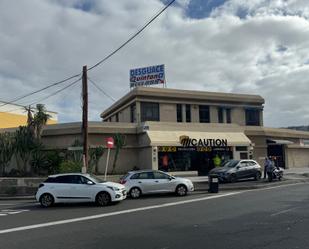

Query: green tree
[
  {"left": 111, "top": 134, "right": 126, "bottom": 174},
  {"left": 33, "top": 104, "right": 51, "bottom": 140},
  {"left": 88, "top": 146, "right": 105, "bottom": 174},
  {"left": 0, "top": 132, "right": 15, "bottom": 176},
  {"left": 13, "top": 126, "right": 36, "bottom": 175}
]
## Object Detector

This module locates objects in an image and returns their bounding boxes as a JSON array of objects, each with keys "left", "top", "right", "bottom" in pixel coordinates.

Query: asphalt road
[{"left": 1, "top": 183, "right": 309, "bottom": 249}]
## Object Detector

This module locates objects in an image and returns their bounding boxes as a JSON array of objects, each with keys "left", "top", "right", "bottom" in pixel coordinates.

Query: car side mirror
[
  {"left": 86, "top": 181, "right": 94, "bottom": 185},
  {"left": 236, "top": 166, "right": 240, "bottom": 170},
  {"left": 168, "top": 176, "right": 173, "bottom": 181}
]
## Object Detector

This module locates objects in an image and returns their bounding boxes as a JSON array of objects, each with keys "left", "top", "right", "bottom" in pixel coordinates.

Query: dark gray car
[{"left": 209, "top": 160, "right": 262, "bottom": 183}]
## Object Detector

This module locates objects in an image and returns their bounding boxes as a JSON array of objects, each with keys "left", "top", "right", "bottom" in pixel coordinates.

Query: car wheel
[
  {"left": 40, "top": 193, "right": 54, "bottom": 208},
  {"left": 96, "top": 192, "right": 111, "bottom": 206},
  {"left": 230, "top": 174, "right": 237, "bottom": 183},
  {"left": 254, "top": 172, "right": 261, "bottom": 181},
  {"left": 130, "top": 187, "right": 142, "bottom": 199},
  {"left": 176, "top": 185, "right": 187, "bottom": 196}
]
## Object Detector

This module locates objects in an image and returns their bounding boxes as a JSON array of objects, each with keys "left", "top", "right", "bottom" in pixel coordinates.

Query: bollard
[{"left": 208, "top": 175, "right": 219, "bottom": 193}]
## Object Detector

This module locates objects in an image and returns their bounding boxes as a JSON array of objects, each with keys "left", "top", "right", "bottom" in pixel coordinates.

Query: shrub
[{"left": 59, "top": 160, "right": 82, "bottom": 173}]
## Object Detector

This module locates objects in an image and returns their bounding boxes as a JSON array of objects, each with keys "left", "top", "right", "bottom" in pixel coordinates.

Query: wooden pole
[{"left": 82, "top": 65, "right": 88, "bottom": 173}]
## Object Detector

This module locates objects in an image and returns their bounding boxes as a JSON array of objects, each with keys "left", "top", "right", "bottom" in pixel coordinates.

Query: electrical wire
[
  {"left": 87, "top": 0, "right": 175, "bottom": 71},
  {"left": 0, "top": 77, "right": 81, "bottom": 114},
  {"left": 87, "top": 77, "right": 116, "bottom": 102},
  {"left": 0, "top": 0, "right": 175, "bottom": 108},
  {"left": 0, "top": 73, "right": 81, "bottom": 108}
]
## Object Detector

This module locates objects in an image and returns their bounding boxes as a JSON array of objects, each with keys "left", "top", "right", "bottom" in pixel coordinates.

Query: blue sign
[{"left": 130, "top": 64, "right": 165, "bottom": 88}]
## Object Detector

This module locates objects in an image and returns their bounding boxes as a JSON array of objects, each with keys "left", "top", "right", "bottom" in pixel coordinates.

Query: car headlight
[{"left": 107, "top": 186, "right": 120, "bottom": 191}]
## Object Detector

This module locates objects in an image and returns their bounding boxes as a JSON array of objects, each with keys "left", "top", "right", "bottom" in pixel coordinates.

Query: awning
[
  {"left": 267, "top": 139, "right": 294, "bottom": 145},
  {"left": 146, "top": 131, "right": 251, "bottom": 146}
]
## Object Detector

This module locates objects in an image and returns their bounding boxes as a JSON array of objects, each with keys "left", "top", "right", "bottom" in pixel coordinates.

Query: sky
[{"left": 1, "top": 0, "right": 309, "bottom": 127}]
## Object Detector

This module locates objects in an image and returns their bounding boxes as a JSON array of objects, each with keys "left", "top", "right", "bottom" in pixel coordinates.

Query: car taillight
[
  {"left": 119, "top": 179, "right": 126, "bottom": 184},
  {"left": 39, "top": 183, "right": 44, "bottom": 188}
]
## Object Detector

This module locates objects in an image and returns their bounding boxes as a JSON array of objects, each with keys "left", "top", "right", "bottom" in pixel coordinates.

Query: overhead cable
[
  {"left": 87, "top": 0, "right": 175, "bottom": 71},
  {"left": 88, "top": 77, "right": 116, "bottom": 102}
]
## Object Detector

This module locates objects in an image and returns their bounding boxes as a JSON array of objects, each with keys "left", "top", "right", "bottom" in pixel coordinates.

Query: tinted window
[
  {"left": 225, "top": 160, "right": 240, "bottom": 168},
  {"left": 130, "top": 104, "right": 136, "bottom": 123},
  {"left": 245, "top": 109, "right": 260, "bottom": 126},
  {"left": 130, "top": 174, "right": 139, "bottom": 180},
  {"left": 55, "top": 175, "right": 74, "bottom": 184},
  {"left": 137, "top": 172, "right": 154, "bottom": 179},
  {"left": 218, "top": 107, "right": 223, "bottom": 123},
  {"left": 45, "top": 177, "right": 57, "bottom": 183},
  {"left": 177, "top": 104, "right": 182, "bottom": 122},
  {"left": 185, "top": 104, "right": 191, "bottom": 122},
  {"left": 153, "top": 172, "right": 170, "bottom": 179},
  {"left": 199, "top": 105, "right": 210, "bottom": 123},
  {"left": 141, "top": 102, "right": 160, "bottom": 122},
  {"left": 226, "top": 108, "right": 231, "bottom": 123}
]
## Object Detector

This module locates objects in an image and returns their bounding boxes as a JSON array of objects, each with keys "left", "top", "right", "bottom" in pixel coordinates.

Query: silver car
[{"left": 120, "top": 170, "right": 194, "bottom": 198}]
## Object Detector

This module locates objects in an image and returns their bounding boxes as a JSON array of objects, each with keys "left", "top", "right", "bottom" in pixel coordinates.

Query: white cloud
[{"left": 0, "top": 0, "right": 309, "bottom": 127}]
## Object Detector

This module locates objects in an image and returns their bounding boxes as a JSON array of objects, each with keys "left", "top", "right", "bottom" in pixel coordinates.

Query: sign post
[{"left": 104, "top": 137, "right": 114, "bottom": 181}]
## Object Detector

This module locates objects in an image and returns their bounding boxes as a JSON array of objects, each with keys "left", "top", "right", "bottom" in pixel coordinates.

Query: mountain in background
[{"left": 285, "top": 125, "right": 309, "bottom": 132}]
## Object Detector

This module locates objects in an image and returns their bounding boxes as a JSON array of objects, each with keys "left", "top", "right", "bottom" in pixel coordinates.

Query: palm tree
[
  {"left": 33, "top": 104, "right": 51, "bottom": 140},
  {"left": 24, "top": 105, "right": 35, "bottom": 136}
]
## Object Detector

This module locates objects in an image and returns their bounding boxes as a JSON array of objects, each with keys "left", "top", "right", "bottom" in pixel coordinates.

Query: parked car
[
  {"left": 36, "top": 173, "right": 126, "bottom": 207},
  {"left": 209, "top": 159, "right": 262, "bottom": 183},
  {"left": 120, "top": 170, "right": 194, "bottom": 198}
]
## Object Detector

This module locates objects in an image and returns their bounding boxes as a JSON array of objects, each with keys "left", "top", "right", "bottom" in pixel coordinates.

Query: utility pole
[{"left": 82, "top": 65, "right": 88, "bottom": 173}]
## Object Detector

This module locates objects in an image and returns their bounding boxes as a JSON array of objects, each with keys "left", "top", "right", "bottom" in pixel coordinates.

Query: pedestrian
[{"left": 263, "top": 157, "right": 271, "bottom": 179}]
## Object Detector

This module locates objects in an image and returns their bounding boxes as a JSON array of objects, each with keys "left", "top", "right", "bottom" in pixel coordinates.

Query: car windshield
[
  {"left": 224, "top": 160, "right": 240, "bottom": 168},
  {"left": 88, "top": 175, "right": 105, "bottom": 183}
]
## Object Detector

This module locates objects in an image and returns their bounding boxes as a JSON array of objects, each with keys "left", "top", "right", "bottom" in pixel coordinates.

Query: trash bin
[{"left": 208, "top": 175, "right": 219, "bottom": 193}]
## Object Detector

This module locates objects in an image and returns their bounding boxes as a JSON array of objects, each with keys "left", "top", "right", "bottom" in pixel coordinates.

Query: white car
[
  {"left": 120, "top": 170, "right": 194, "bottom": 198},
  {"left": 36, "top": 173, "right": 126, "bottom": 207}
]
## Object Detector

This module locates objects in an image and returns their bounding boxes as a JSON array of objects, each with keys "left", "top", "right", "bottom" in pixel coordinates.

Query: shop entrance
[
  {"left": 158, "top": 146, "right": 233, "bottom": 175},
  {"left": 267, "top": 144, "right": 285, "bottom": 168}
]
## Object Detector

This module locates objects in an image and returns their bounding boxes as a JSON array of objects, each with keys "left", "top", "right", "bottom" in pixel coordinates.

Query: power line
[
  {"left": 87, "top": 77, "right": 116, "bottom": 102},
  {"left": 87, "top": 0, "right": 175, "bottom": 71},
  {"left": 0, "top": 0, "right": 175, "bottom": 108},
  {"left": 0, "top": 77, "right": 81, "bottom": 114},
  {"left": 0, "top": 73, "right": 81, "bottom": 108}
]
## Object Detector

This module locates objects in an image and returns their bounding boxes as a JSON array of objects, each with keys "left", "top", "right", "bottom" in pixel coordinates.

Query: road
[{"left": 1, "top": 183, "right": 309, "bottom": 249}]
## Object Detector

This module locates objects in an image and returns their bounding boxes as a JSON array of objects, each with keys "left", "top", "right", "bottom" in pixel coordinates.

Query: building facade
[{"left": 1, "top": 87, "right": 309, "bottom": 175}]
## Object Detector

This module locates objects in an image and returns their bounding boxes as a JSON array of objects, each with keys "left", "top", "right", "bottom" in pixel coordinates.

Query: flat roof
[{"left": 101, "top": 87, "right": 265, "bottom": 118}]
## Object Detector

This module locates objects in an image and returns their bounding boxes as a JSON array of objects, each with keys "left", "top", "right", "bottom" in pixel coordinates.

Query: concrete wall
[
  {"left": 98, "top": 148, "right": 139, "bottom": 174},
  {"left": 286, "top": 148, "right": 309, "bottom": 168},
  {"left": 160, "top": 103, "right": 177, "bottom": 122},
  {"left": 119, "top": 106, "right": 131, "bottom": 123},
  {"left": 191, "top": 105, "right": 199, "bottom": 123},
  {"left": 138, "top": 147, "right": 153, "bottom": 170},
  {"left": 231, "top": 107, "right": 246, "bottom": 126},
  {"left": 210, "top": 106, "right": 218, "bottom": 123}
]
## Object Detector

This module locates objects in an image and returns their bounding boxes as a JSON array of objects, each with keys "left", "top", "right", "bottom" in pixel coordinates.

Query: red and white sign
[{"left": 106, "top": 137, "right": 114, "bottom": 149}]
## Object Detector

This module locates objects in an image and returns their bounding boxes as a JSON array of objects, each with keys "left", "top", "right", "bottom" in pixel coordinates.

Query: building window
[
  {"left": 245, "top": 109, "right": 260, "bottom": 126},
  {"left": 177, "top": 104, "right": 182, "bottom": 122},
  {"left": 130, "top": 104, "right": 136, "bottom": 123},
  {"left": 185, "top": 104, "right": 191, "bottom": 122},
  {"left": 218, "top": 107, "right": 223, "bottom": 123},
  {"left": 226, "top": 108, "right": 231, "bottom": 123},
  {"left": 199, "top": 105, "right": 210, "bottom": 123},
  {"left": 115, "top": 113, "right": 119, "bottom": 122},
  {"left": 141, "top": 102, "right": 160, "bottom": 122}
]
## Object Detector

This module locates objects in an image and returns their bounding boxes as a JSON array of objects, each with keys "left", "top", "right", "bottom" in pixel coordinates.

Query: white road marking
[
  {"left": 0, "top": 192, "right": 240, "bottom": 234},
  {"left": 0, "top": 209, "right": 30, "bottom": 216},
  {"left": 0, "top": 182, "right": 307, "bottom": 235},
  {"left": 271, "top": 207, "right": 299, "bottom": 217}
]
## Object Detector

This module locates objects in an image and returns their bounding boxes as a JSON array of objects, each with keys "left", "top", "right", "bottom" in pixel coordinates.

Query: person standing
[{"left": 263, "top": 157, "right": 271, "bottom": 179}]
